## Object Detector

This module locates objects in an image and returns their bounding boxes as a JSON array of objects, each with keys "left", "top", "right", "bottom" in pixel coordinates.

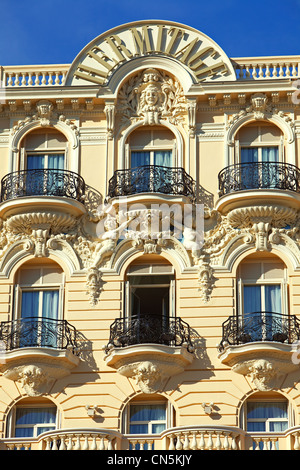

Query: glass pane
[
  {"left": 130, "top": 404, "right": 166, "bottom": 422},
  {"left": 247, "top": 402, "right": 287, "bottom": 419},
  {"left": 265, "top": 285, "right": 281, "bottom": 313},
  {"left": 241, "top": 148, "right": 258, "bottom": 163},
  {"left": 27, "top": 155, "right": 45, "bottom": 170},
  {"left": 16, "top": 407, "right": 56, "bottom": 425},
  {"left": 21, "top": 291, "right": 40, "bottom": 318},
  {"left": 243, "top": 285, "right": 261, "bottom": 313},
  {"left": 152, "top": 423, "right": 166, "bottom": 434},
  {"left": 15, "top": 428, "right": 34, "bottom": 438},
  {"left": 129, "top": 424, "right": 148, "bottom": 434},
  {"left": 131, "top": 152, "right": 150, "bottom": 167},
  {"left": 48, "top": 154, "right": 64, "bottom": 170},
  {"left": 153, "top": 150, "right": 172, "bottom": 167},
  {"left": 247, "top": 422, "right": 265, "bottom": 432},
  {"left": 270, "top": 422, "right": 288, "bottom": 432},
  {"left": 262, "top": 147, "right": 279, "bottom": 162},
  {"left": 42, "top": 290, "right": 59, "bottom": 319}
]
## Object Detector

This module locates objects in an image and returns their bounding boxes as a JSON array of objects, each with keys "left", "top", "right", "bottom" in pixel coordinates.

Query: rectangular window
[
  {"left": 15, "top": 406, "right": 56, "bottom": 438},
  {"left": 247, "top": 401, "right": 288, "bottom": 432},
  {"left": 129, "top": 404, "right": 167, "bottom": 434}
]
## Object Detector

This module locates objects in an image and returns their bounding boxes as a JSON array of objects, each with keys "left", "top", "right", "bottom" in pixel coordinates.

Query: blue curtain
[
  {"left": 243, "top": 285, "right": 261, "bottom": 314},
  {"left": 241, "top": 148, "right": 258, "bottom": 163},
  {"left": 27, "top": 155, "right": 45, "bottom": 170},
  {"left": 21, "top": 291, "right": 39, "bottom": 318},
  {"left": 247, "top": 402, "right": 288, "bottom": 432},
  {"left": 129, "top": 404, "right": 166, "bottom": 435},
  {"left": 131, "top": 152, "right": 150, "bottom": 168},
  {"left": 130, "top": 404, "right": 166, "bottom": 422},
  {"left": 15, "top": 407, "right": 56, "bottom": 438}
]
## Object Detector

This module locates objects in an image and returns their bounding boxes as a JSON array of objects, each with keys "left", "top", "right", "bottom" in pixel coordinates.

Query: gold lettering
[
  {"left": 165, "top": 27, "right": 184, "bottom": 55},
  {"left": 130, "top": 26, "right": 153, "bottom": 55},
  {"left": 175, "top": 38, "right": 199, "bottom": 65},
  {"left": 74, "top": 63, "right": 109, "bottom": 85},
  {"left": 193, "top": 61, "right": 228, "bottom": 80},
  {"left": 87, "top": 48, "right": 115, "bottom": 71},
  {"left": 156, "top": 24, "right": 164, "bottom": 52},
  {"left": 187, "top": 47, "right": 216, "bottom": 70},
  {"left": 105, "top": 35, "right": 133, "bottom": 62}
]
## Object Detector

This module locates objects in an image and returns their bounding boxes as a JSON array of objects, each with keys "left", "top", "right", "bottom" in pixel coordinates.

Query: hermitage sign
[{"left": 67, "top": 21, "right": 235, "bottom": 87}]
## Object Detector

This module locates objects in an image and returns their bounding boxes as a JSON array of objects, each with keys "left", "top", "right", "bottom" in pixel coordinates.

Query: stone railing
[
  {"left": 163, "top": 426, "right": 242, "bottom": 450},
  {"left": 4, "top": 426, "right": 300, "bottom": 450},
  {"left": 232, "top": 56, "right": 300, "bottom": 80},
  {"left": 0, "top": 64, "right": 70, "bottom": 87},
  {"left": 4, "top": 429, "right": 122, "bottom": 450}
]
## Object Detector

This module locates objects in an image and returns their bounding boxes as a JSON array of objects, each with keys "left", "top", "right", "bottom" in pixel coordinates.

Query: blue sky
[{"left": 1, "top": 0, "right": 300, "bottom": 65}]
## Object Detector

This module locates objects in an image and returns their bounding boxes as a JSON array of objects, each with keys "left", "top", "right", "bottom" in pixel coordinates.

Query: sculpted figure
[{"left": 92, "top": 215, "right": 135, "bottom": 268}]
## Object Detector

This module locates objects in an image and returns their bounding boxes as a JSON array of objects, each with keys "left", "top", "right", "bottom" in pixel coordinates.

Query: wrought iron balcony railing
[
  {"left": 0, "top": 317, "right": 80, "bottom": 355},
  {"left": 218, "top": 312, "right": 300, "bottom": 351},
  {"left": 106, "top": 165, "right": 195, "bottom": 201},
  {"left": 105, "top": 314, "right": 194, "bottom": 353},
  {"left": 1, "top": 169, "right": 86, "bottom": 203},
  {"left": 218, "top": 162, "right": 300, "bottom": 197}
]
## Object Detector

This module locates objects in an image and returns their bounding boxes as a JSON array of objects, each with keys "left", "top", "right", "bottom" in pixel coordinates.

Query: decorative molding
[{"left": 117, "top": 68, "right": 187, "bottom": 126}]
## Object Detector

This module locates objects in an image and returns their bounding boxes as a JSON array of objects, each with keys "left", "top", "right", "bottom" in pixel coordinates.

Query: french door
[
  {"left": 19, "top": 289, "right": 60, "bottom": 348},
  {"left": 26, "top": 153, "right": 65, "bottom": 195},
  {"left": 242, "top": 283, "right": 283, "bottom": 342},
  {"left": 240, "top": 146, "right": 279, "bottom": 189}
]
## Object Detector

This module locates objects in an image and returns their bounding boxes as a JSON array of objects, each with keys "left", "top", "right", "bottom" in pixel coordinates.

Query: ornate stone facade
[{"left": 0, "top": 20, "right": 299, "bottom": 450}]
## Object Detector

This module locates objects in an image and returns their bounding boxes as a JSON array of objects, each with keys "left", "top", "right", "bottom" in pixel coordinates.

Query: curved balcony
[
  {"left": 216, "top": 162, "right": 300, "bottom": 213},
  {"left": 106, "top": 165, "right": 195, "bottom": 205},
  {"left": 105, "top": 314, "right": 194, "bottom": 353},
  {"left": 0, "top": 317, "right": 80, "bottom": 396},
  {"left": 104, "top": 314, "right": 195, "bottom": 394},
  {"left": 0, "top": 317, "right": 79, "bottom": 353},
  {"left": 0, "top": 169, "right": 86, "bottom": 219},
  {"left": 218, "top": 312, "right": 300, "bottom": 351},
  {"left": 218, "top": 312, "right": 300, "bottom": 391}
]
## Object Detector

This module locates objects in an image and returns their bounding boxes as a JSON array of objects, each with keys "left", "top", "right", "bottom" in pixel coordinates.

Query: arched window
[
  {"left": 124, "top": 260, "right": 175, "bottom": 345},
  {"left": 6, "top": 398, "right": 57, "bottom": 438},
  {"left": 21, "top": 129, "right": 67, "bottom": 171},
  {"left": 236, "top": 123, "right": 283, "bottom": 165},
  {"left": 241, "top": 392, "right": 291, "bottom": 449},
  {"left": 123, "top": 394, "right": 173, "bottom": 449},
  {"left": 237, "top": 255, "right": 288, "bottom": 342},
  {"left": 14, "top": 260, "right": 64, "bottom": 348},
  {"left": 126, "top": 126, "right": 176, "bottom": 169}
]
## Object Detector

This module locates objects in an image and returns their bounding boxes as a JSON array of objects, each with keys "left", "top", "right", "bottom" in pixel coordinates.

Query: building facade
[{"left": 0, "top": 20, "right": 300, "bottom": 450}]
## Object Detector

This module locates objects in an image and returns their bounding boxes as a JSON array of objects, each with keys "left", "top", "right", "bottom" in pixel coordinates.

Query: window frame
[
  {"left": 7, "top": 403, "right": 58, "bottom": 438},
  {"left": 125, "top": 265, "right": 175, "bottom": 320},
  {"left": 246, "top": 399, "right": 289, "bottom": 433},
  {"left": 123, "top": 400, "right": 173, "bottom": 435},
  {"left": 14, "top": 266, "right": 65, "bottom": 322},
  {"left": 125, "top": 127, "right": 177, "bottom": 169},
  {"left": 238, "top": 259, "right": 288, "bottom": 318},
  {"left": 235, "top": 124, "right": 284, "bottom": 165}
]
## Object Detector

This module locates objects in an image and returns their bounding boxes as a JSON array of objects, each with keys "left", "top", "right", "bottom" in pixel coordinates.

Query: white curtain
[
  {"left": 262, "top": 146, "right": 279, "bottom": 162},
  {"left": 153, "top": 151, "right": 172, "bottom": 167}
]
